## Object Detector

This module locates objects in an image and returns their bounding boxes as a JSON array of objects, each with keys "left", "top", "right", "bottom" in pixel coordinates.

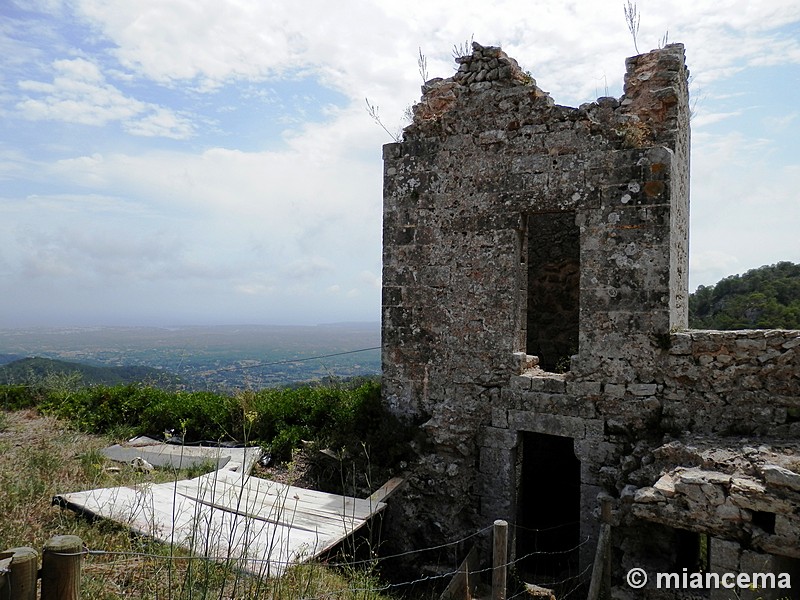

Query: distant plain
[{"left": 0, "top": 323, "right": 381, "bottom": 390}]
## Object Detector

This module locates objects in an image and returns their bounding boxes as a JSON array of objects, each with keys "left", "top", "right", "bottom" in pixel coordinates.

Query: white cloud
[
  {"left": 359, "top": 271, "right": 381, "bottom": 290},
  {"left": 692, "top": 110, "right": 743, "bottom": 128},
  {"left": 10, "top": 0, "right": 65, "bottom": 12},
  {"left": 284, "top": 257, "right": 335, "bottom": 281},
  {"left": 59, "top": 0, "right": 798, "bottom": 121},
  {"left": 690, "top": 251, "right": 741, "bottom": 289},
  {"left": 763, "top": 112, "right": 798, "bottom": 132},
  {"left": 235, "top": 276, "right": 276, "bottom": 296},
  {"left": 1, "top": 0, "right": 799, "bottom": 326},
  {"left": 16, "top": 58, "right": 194, "bottom": 138},
  {"left": 124, "top": 106, "right": 193, "bottom": 138}
]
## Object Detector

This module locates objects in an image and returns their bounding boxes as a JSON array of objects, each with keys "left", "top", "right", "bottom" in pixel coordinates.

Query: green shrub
[
  {"left": 143, "top": 390, "right": 242, "bottom": 441},
  {"left": 242, "top": 381, "right": 402, "bottom": 461},
  {"left": 39, "top": 384, "right": 167, "bottom": 433},
  {"left": 0, "top": 384, "right": 40, "bottom": 410},
  {"left": 21, "top": 378, "right": 410, "bottom": 468}
]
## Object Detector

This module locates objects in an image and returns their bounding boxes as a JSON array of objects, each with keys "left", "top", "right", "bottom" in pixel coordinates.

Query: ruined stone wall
[
  {"left": 662, "top": 330, "right": 800, "bottom": 435},
  {"left": 382, "top": 41, "right": 691, "bottom": 547},
  {"left": 481, "top": 328, "right": 800, "bottom": 595},
  {"left": 381, "top": 41, "right": 800, "bottom": 595}
]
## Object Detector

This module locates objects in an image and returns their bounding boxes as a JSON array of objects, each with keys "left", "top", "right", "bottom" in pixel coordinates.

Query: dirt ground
[{"left": 0, "top": 408, "right": 78, "bottom": 447}]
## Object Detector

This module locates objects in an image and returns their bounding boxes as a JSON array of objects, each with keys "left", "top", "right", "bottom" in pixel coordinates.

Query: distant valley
[{"left": 0, "top": 323, "right": 381, "bottom": 391}]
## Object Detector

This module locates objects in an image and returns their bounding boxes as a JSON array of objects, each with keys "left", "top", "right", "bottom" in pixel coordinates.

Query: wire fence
[{"left": 34, "top": 518, "right": 595, "bottom": 599}]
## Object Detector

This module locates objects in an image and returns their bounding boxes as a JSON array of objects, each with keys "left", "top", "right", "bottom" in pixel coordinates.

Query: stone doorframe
[{"left": 480, "top": 406, "right": 605, "bottom": 573}]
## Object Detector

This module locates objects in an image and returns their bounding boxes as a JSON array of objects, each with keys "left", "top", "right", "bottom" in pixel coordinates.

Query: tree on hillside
[{"left": 689, "top": 261, "right": 800, "bottom": 329}]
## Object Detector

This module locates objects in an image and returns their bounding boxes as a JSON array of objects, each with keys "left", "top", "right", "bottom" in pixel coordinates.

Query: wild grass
[{"left": 0, "top": 386, "right": 400, "bottom": 600}]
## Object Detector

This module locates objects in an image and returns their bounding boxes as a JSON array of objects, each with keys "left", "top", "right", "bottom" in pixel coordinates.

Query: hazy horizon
[{"left": 0, "top": 322, "right": 382, "bottom": 389}]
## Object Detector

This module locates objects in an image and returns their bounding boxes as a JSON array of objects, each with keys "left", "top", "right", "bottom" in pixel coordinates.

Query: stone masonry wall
[{"left": 381, "top": 41, "right": 800, "bottom": 595}]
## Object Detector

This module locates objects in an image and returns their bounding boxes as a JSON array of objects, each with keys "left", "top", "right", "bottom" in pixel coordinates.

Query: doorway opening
[
  {"left": 525, "top": 211, "right": 580, "bottom": 372},
  {"left": 675, "top": 529, "right": 709, "bottom": 573},
  {"left": 516, "top": 432, "right": 581, "bottom": 585}
]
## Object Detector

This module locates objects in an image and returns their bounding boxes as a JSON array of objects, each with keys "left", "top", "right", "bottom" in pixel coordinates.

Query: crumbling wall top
[{"left": 410, "top": 41, "right": 552, "bottom": 125}]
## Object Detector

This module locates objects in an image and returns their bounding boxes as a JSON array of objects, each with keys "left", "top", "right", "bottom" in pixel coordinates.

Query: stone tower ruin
[{"left": 382, "top": 42, "right": 800, "bottom": 598}]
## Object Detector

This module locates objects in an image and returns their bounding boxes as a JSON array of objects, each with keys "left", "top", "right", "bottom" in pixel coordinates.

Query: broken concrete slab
[{"left": 100, "top": 436, "right": 261, "bottom": 473}]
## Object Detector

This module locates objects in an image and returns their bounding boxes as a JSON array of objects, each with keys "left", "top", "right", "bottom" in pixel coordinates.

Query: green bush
[
  {"left": 0, "top": 384, "right": 40, "bottom": 410},
  {"left": 246, "top": 382, "right": 390, "bottom": 459},
  {"left": 22, "top": 378, "right": 409, "bottom": 466},
  {"left": 140, "top": 390, "right": 238, "bottom": 441},
  {"left": 39, "top": 384, "right": 165, "bottom": 432}
]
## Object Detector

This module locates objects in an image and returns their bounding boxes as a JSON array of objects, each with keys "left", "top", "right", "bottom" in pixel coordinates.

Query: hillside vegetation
[
  {"left": 0, "top": 323, "right": 381, "bottom": 390},
  {"left": 0, "top": 378, "right": 408, "bottom": 469},
  {"left": 689, "top": 261, "right": 800, "bottom": 330},
  {"left": 0, "top": 356, "right": 181, "bottom": 388}
]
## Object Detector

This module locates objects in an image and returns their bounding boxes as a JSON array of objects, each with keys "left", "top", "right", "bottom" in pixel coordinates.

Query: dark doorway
[
  {"left": 516, "top": 432, "right": 581, "bottom": 585},
  {"left": 526, "top": 212, "right": 580, "bottom": 372},
  {"left": 675, "top": 529, "right": 706, "bottom": 572}
]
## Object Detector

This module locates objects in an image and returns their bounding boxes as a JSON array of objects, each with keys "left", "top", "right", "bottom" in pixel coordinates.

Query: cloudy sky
[{"left": 0, "top": 0, "right": 798, "bottom": 327}]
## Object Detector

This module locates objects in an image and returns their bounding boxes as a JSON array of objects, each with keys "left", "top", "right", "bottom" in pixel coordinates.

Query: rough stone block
[
  {"left": 565, "top": 381, "right": 603, "bottom": 396},
  {"left": 479, "top": 446, "right": 514, "bottom": 476},
  {"left": 669, "top": 333, "right": 692, "bottom": 356},
  {"left": 628, "top": 382, "right": 658, "bottom": 396},
  {"left": 604, "top": 383, "right": 627, "bottom": 398},
  {"left": 761, "top": 464, "right": 800, "bottom": 492},
  {"left": 781, "top": 335, "right": 800, "bottom": 350},
  {"left": 633, "top": 487, "right": 665, "bottom": 503},
  {"left": 575, "top": 439, "right": 616, "bottom": 463},
  {"left": 739, "top": 550, "right": 776, "bottom": 578},
  {"left": 734, "top": 336, "right": 767, "bottom": 352},
  {"left": 584, "top": 418, "right": 604, "bottom": 437},
  {"left": 509, "top": 375, "right": 532, "bottom": 392},
  {"left": 774, "top": 514, "right": 797, "bottom": 538},
  {"left": 382, "top": 143, "right": 402, "bottom": 160},
  {"left": 480, "top": 427, "right": 519, "bottom": 449},
  {"left": 491, "top": 407, "right": 508, "bottom": 428},
  {"left": 507, "top": 411, "right": 587, "bottom": 438},
  {"left": 419, "top": 266, "right": 451, "bottom": 287},
  {"left": 529, "top": 376, "right": 567, "bottom": 393},
  {"left": 709, "top": 537, "right": 741, "bottom": 571},
  {"left": 715, "top": 498, "right": 744, "bottom": 522},
  {"left": 580, "top": 460, "right": 601, "bottom": 485},
  {"left": 653, "top": 474, "right": 676, "bottom": 497}
]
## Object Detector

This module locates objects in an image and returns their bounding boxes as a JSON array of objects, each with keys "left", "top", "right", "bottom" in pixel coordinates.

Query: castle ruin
[{"left": 381, "top": 42, "right": 800, "bottom": 598}]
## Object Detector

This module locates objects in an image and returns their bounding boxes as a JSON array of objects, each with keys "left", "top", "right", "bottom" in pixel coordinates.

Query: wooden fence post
[
  {"left": 5, "top": 547, "right": 38, "bottom": 600},
  {"left": 587, "top": 496, "right": 612, "bottom": 600},
  {"left": 41, "top": 535, "right": 82, "bottom": 600},
  {"left": 492, "top": 519, "right": 508, "bottom": 600}
]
